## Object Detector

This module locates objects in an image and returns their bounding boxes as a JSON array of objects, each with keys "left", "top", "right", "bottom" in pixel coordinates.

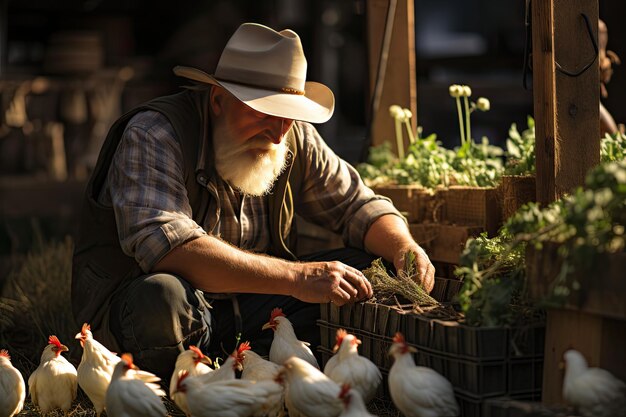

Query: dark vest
[{"left": 71, "top": 89, "right": 303, "bottom": 331}]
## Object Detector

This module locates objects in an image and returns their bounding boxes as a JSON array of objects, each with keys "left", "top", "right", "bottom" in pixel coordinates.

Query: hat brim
[{"left": 173, "top": 66, "right": 334, "bottom": 124}]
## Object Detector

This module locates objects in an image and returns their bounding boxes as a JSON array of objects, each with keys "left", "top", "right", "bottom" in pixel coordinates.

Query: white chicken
[
  {"left": 563, "top": 349, "right": 626, "bottom": 417},
  {"left": 241, "top": 342, "right": 281, "bottom": 382},
  {"left": 174, "top": 370, "right": 283, "bottom": 417},
  {"left": 278, "top": 356, "right": 343, "bottom": 417},
  {"left": 105, "top": 353, "right": 166, "bottom": 417},
  {"left": 324, "top": 329, "right": 381, "bottom": 404},
  {"left": 263, "top": 307, "right": 319, "bottom": 369},
  {"left": 170, "top": 345, "right": 213, "bottom": 416},
  {"left": 338, "top": 384, "right": 377, "bottom": 417},
  {"left": 388, "top": 333, "right": 459, "bottom": 417},
  {"left": 240, "top": 341, "right": 285, "bottom": 417},
  {"left": 75, "top": 322, "right": 121, "bottom": 416},
  {"left": 0, "top": 349, "right": 25, "bottom": 417},
  {"left": 196, "top": 342, "right": 246, "bottom": 384},
  {"left": 28, "top": 335, "right": 78, "bottom": 413}
]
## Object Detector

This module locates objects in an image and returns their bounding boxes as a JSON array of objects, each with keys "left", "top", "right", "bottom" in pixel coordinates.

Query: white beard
[{"left": 212, "top": 125, "right": 289, "bottom": 196}]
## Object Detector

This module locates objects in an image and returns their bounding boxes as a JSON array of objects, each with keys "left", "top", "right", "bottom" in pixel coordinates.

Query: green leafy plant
[
  {"left": 600, "top": 131, "right": 626, "bottom": 163},
  {"left": 504, "top": 116, "right": 536, "bottom": 175},
  {"left": 457, "top": 160, "right": 626, "bottom": 324}
]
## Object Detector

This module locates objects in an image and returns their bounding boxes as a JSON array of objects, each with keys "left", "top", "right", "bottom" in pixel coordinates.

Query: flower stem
[
  {"left": 464, "top": 95, "right": 471, "bottom": 144},
  {"left": 455, "top": 97, "right": 465, "bottom": 145},
  {"left": 394, "top": 118, "right": 404, "bottom": 159},
  {"left": 403, "top": 118, "right": 416, "bottom": 145}
]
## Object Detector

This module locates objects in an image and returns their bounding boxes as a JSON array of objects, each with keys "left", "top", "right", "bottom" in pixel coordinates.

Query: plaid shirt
[{"left": 99, "top": 111, "right": 403, "bottom": 272}]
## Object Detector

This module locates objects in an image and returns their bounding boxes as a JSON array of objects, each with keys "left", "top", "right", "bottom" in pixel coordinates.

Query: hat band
[{"left": 216, "top": 76, "right": 305, "bottom": 95}]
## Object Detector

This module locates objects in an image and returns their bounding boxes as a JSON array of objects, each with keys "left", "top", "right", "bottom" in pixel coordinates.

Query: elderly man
[{"left": 72, "top": 22, "right": 434, "bottom": 379}]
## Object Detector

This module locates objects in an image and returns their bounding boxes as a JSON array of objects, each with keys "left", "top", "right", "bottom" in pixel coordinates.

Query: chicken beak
[
  {"left": 261, "top": 322, "right": 273, "bottom": 331},
  {"left": 60, "top": 344, "right": 69, "bottom": 352},
  {"left": 201, "top": 356, "right": 212, "bottom": 366},
  {"left": 74, "top": 332, "right": 82, "bottom": 340}
]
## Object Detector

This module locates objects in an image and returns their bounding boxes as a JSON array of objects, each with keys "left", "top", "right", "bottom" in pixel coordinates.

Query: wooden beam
[
  {"left": 532, "top": 0, "right": 605, "bottom": 405},
  {"left": 532, "top": 0, "right": 600, "bottom": 204},
  {"left": 367, "top": 0, "right": 417, "bottom": 153},
  {"left": 553, "top": 0, "right": 600, "bottom": 196},
  {"left": 532, "top": 0, "right": 557, "bottom": 204}
]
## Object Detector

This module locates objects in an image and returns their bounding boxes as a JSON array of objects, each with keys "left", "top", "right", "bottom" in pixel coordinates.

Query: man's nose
[{"left": 266, "top": 117, "right": 294, "bottom": 144}]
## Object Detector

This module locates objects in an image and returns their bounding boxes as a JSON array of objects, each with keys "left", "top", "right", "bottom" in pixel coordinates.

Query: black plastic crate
[
  {"left": 432, "top": 277, "right": 464, "bottom": 303},
  {"left": 508, "top": 358, "right": 543, "bottom": 394},
  {"left": 329, "top": 302, "right": 342, "bottom": 325},
  {"left": 362, "top": 302, "right": 379, "bottom": 333},
  {"left": 432, "top": 319, "right": 462, "bottom": 355},
  {"left": 415, "top": 346, "right": 508, "bottom": 397},
  {"left": 460, "top": 325, "right": 509, "bottom": 360},
  {"left": 509, "top": 325, "right": 546, "bottom": 358},
  {"left": 404, "top": 313, "right": 434, "bottom": 349}
]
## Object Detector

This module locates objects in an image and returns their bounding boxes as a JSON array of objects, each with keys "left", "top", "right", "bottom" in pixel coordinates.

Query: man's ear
[{"left": 209, "top": 86, "right": 225, "bottom": 116}]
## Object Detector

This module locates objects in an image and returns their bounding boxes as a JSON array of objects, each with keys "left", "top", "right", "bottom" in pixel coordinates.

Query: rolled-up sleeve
[
  {"left": 107, "top": 111, "right": 206, "bottom": 272},
  {"left": 295, "top": 122, "right": 405, "bottom": 250}
]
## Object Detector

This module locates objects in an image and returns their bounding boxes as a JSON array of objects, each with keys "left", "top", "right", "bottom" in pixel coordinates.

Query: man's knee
[{"left": 109, "top": 273, "right": 212, "bottom": 378}]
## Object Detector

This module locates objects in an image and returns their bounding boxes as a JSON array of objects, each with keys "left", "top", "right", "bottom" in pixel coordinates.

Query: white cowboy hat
[{"left": 173, "top": 22, "right": 335, "bottom": 124}]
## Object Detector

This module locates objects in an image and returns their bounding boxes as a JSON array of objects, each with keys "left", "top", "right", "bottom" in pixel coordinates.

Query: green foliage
[
  {"left": 455, "top": 231, "right": 529, "bottom": 327},
  {"left": 600, "top": 131, "right": 626, "bottom": 163},
  {"left": 456, "top": 160, "right": 626, "bottom": 325},
  {"left": 504, "top": 116, "right": 536, "bottom": 175},
  {"left": 358, "top": 133, "right": 504, "bottom": 189}
]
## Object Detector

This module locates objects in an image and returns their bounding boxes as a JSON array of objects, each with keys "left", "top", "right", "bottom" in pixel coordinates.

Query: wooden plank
[
  {"left": 367, "top": 0, "right": 417, "bottom": 153},
  {"left": 553, "top": 0, "right": 600, "bottom": 196},
  {"left": 533, "top": 0, "right": 600, "bottom": 204},
  {"left": 542, "top": 310, "right": 626, "bottom": 403},
  {"left": 532, "top": 0, "right": 557, "bottom": 204}
]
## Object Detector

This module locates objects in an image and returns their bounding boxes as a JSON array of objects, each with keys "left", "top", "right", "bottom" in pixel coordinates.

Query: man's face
[{"left": 210, "top": 87, "right": 294, "bottom": 196}]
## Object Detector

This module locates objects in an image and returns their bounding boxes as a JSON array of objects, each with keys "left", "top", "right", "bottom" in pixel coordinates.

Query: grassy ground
[{"left": 0, "top": 237, "right": 401, "bottom": 417}]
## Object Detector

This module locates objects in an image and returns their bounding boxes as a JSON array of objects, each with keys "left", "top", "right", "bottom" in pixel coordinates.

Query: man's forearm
[
  {"left": 152, "top": 235, "right": 298, "bottom": 295},
  {"left": 363, "top": 214, "right": 415, "bottom": 262}
]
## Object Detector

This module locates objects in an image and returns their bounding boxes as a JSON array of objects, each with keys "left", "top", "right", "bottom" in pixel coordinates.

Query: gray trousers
[{"left": 106, "top": 247, "right": 377, "bottom": 381}]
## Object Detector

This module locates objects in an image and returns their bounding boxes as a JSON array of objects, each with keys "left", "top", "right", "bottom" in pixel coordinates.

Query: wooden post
[
  {"left": 367, "top": 0, "right": 417, "bottom": 153},
  {"left": 532, "top": 0, "right": 612, "bottom": 405},
  {"left": 531, "top": 0, "right": 557, "bottom": 204},
  {"left": 533, "top": 0, "right": 600, "bottom": 204}
]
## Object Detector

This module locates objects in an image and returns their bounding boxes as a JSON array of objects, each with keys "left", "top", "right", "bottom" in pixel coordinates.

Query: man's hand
[
  {"left": 393, "top": 243, "right": 435, "bottom": 293},
  {"left": 293, "top": 261, "right": 373, "bottom": 306}
]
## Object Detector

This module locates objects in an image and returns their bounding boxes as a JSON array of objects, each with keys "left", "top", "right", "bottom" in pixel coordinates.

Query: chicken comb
[
  {"left": 121, "top": 353, "right": 134, "bottom": 367},
  {"left": 81, "top": 323, "right": 91, "bottom": 335},
  {"left": 339, "top": 383, "right": 351, "bottom": 399},
  {"left": 189, "top": 345, "right": 205, "bottom": 358},
  {"left": 335, "top": 329, "right": 348, "bottom": 348},
  {"left": 392, "top": 332, "right": 406, "bottom": 345},
  {"left": 238, "top": 341, "right": 252, "bottom": 355},
  {"left": 0, "top": 349, "right": 10, "bottom": 360},
  {"left": 48, "top": 335, "right": 63, "bottom": 349},
  {"left": 270, "top": 307, "right": 285, "bottom": 322}
]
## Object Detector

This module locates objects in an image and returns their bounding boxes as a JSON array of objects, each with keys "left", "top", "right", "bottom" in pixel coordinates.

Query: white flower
[
  {"left": 476, "top": 97, "right": 490, "bottom": 111},
  {"left": 462, "top": 85, "right": 472, "bottom": 97},
  {"left": 448, "top": 84, "right": 463, "bottom": 98},
  {"left": 389, "top": 105, "right": 404, "bottom": 119},
  {"left": 403, "top": 108, "right": 413, "bottom": 120}
]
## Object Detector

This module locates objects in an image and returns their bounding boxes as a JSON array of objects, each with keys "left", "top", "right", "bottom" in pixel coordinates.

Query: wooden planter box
[
  {"left": 439, "top": 186, "right": 502, "bottom": 236},
  {"left": 499, "top": 175, "right": 536, "bottom": 221},
  {"left": 409, "top": 223, "right": 483, "bottom": 264},
  {"left": 372, "top": 184, "right": 435, "bottom": 223},
  {"left": 526, "top": 244, "right": 626, "bottom": 320}
]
